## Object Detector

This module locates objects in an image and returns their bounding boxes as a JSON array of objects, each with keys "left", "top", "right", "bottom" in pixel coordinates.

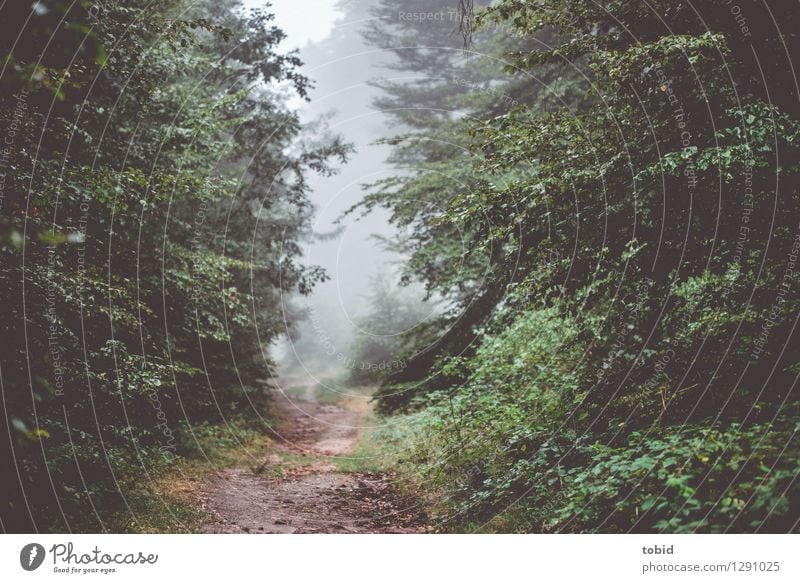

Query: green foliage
[
  {"left": 348, "top": 273, "right": 432, "bottom": 386},
  {"left": 554, "top": 420, "right": 799, "bottom": 533},
  {"left": 385, "top": 306, "right": 798, "bottom": 532},
  {"left": 351, "top": 0, "right": 589, "bottom": 406},
  {"left": 0, "top": 0, "right": 347, "bottom": 531},
  {"left": 362, "top": 0, "right": 800, "bottom": 532}
]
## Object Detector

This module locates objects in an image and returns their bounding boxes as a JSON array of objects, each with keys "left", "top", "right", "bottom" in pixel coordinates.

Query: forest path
[{"left": 197, "top": 382, "right": 427, "bottom": 533}]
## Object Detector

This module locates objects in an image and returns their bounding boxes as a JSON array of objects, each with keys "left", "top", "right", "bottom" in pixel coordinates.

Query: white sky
[{"left": 240, "top": 0, "right": 343, "bottom": 48}]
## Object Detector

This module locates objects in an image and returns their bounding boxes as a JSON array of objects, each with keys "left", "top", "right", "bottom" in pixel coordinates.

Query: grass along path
[{"left": 195, "top": 382, "right": 428, "bottom": 533}]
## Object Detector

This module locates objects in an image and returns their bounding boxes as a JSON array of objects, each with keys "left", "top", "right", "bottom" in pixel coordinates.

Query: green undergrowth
[
  {"left": 367, "top": 307, "right": 800, "bottom": 532},
  {"left": 312, "top": 379, "right": 350, "bottom": 405},
  {"left": 333, "top": 409, "right": 393, "bottom": 474},
  {"left": 109, "top": 412, "right": 280, "bottom": 533},
  {"left": 280, "top": 378, "right": 352, "bottom": 405}
]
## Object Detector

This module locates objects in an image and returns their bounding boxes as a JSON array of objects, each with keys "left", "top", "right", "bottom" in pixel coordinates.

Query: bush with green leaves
[
  {"left": 386, "top": 305, "right": 798, "bottom": 532},
  {"left": 363, "top": 0, "right": 799, "bottom": 532},
  {"left": 0, "top": 0, "right": 347, "bottom": 531}
]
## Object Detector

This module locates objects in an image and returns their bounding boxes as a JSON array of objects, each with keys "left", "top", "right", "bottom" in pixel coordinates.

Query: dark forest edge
[
  {"left": 1, "top": 0, "right": 350, "bottom": 532},
  {"left": 348, "top": 0, "right": 799, "bottom": 533},
  {"left": 1, "top": 0, "right": 799, "bottom": 533}
]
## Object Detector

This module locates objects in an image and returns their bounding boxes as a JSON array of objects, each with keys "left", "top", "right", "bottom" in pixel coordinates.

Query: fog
[{"left": 239, "top": 0, "right": 426, "bottom": 381}]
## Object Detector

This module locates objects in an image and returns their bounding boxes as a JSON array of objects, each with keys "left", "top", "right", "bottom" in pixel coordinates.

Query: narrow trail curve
[{"left": 197, "top": 385, "right": 428, "bottom": 533}]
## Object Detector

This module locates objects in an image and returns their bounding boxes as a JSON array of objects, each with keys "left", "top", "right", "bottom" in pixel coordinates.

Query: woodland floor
[{"left": 196, "top": 383, "right": 428, "bottom": 533}]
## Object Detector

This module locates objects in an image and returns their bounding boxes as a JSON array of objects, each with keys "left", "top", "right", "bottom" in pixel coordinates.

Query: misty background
[{"left": 240, "top": 0, "right": 462, "bottom": 383}]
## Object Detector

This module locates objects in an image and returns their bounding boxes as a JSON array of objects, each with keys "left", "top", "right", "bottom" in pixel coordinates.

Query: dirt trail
[{"left": 197, "top": 384, "right": 427, "bottom": 533}]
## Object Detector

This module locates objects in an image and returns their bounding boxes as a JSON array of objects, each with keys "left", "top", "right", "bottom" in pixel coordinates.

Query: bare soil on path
[{"left": 197, "top": 385, "right": 427, "bottom": 533}]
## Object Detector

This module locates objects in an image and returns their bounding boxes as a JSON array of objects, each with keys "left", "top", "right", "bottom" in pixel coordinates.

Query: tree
[
  {"left": 365, "top": 0, "right": 800, "bottom": 531},
  {"left": 354, "top": 0, "right": 588, "bottom": 410},
  {"left": 348, "top": 272, "right": 432, "bottom": 385},
  {"left": 0, "top": 0, "right": 348, "bottom": 532}
]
